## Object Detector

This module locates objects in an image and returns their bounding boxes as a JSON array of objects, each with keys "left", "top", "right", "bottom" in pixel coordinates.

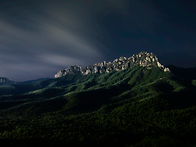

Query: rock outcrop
[
  {"left": 0, "top": 77, "right": 17, "bottom": 85},
  {"left": 55, "top": 51, "right": 170, "bottom": 78}
]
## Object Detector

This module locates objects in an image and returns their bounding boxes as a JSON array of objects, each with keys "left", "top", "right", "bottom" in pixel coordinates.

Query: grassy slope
[{"left": 0, "top": 66, "right": 196, "bottom": 146}]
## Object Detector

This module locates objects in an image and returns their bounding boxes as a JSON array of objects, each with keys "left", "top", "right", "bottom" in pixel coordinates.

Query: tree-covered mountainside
[{"left": 0, "top": 52, "right": 196, "bottom": 147}]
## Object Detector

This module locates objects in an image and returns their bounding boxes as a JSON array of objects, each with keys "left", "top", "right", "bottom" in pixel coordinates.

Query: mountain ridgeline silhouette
[
  {"left": 0, "top": 51, "right": 196, "bottom": 147},
  {"left": 54, "top": 51, "right": 170, "bottom": 78}
]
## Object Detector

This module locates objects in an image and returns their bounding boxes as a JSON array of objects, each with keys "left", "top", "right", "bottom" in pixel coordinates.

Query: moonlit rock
[
  {"left": 107, "top": 62, "right": 112, "bottom": 65},
  {"left": 146, "top": 57, "right": 150, "bottom": 61},
  {"left": 119, "top": 56, "right": 124, "bottom": 61},
  {"left": 164, "top": 67, "right": 170, "bottom": 72},
  {"left": 157, "top": 61, "right": 162, "bottom": 68},
  {"left": 113, "top": 59, "right": 118, "bottom": 62},
  {"left": 85, "top": 69, "right": 91, "bottom": 75},
  {"left": 106, "top": 68, "right": 110, "bottom": 73},
  {"left": 94, "top": 66, "right": 98, "bottom": 73},
  {"left": 55, "top": 70, "right": 64, "bottom": 78},
  {"left": 54, "top": 51, "right": 170, "bottom": 78},
  {"left": 132, "top": 57, "right": 135, "bottom": 62},
  {"left": 122, "top": 66, "right": 125, "bottom": 70}
]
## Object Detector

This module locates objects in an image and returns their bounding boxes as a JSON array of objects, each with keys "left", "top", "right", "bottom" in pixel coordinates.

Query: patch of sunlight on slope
[
  {"left": 46, "top": 81, "right": 57, "bottom": 88},
  {"left": 0, "top": 95, "right": 12, "bottom": 102},
  {"left": 1, "top": 85, "right": 16, "bottom": 89},
  {"left": 24, "top": 88, "right": 46, "bottom": 95},
  {"left": 1, "top": 100, "right": 38, "bottom": 111},
  {"left": 138, "top": 97, "right": 151, "bottom": 102},
  {"left": 3, "top": 94, "right": 63, "bottom": 111},
  {"left": 132, "top": 91, "right": 158, "bottom": 103},
  {"left": 113, "top": 77, "right": 129, "bottom": 85},
  {"left": 132, "top": 77, "right": 165, "bottom": 90},
  {"left": 24, "top": 87, "right": 57, "bottom": 95},
  {"left": 23, "top": 84, "right": 66, "bottom": 95},
  {"left": 192, "top": 80, "right": 196, "bottom": 86},
  {"left": 172, "top": 86, "right": 186, "bottom": 92},
  {"left": 0, "top": 94, "right": 13, "bottom": 98},
  {"left": 63, "top": 91, "right": 76, "bottom": 97},
  {"left": 23, "top": 81, "right": 58, "bottom": 95}
]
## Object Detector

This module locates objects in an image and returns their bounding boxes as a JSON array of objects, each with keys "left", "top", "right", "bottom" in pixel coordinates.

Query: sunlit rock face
[
  {"left": 54, "top": 51, "right": 170, "bottom": 78},
  {"left": 54, "top": 65, "right": 81, "bottom": 78}
]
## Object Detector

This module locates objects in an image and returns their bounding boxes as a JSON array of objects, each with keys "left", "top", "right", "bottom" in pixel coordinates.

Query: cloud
[
  {"left": 0, "top": 0, "right": 109, "bottom": 59},
  {"left": 37, "top": 54, "right": 87, "bottom": 67},
  {"left": 0, "top": 0, "right": 155, "bottom": 60},
  {"left": 1, "top": 0, "right": 186, "bottom": 81}
]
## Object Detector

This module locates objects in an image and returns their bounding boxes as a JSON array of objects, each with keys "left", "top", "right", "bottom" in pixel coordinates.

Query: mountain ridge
[
  {"left": 54, "top": 51, "right": 170, "bottom": 78},
  {"left": 0, "top": 51, "right": 196, "bottom": 146},
  {"left": 0, "top": 77, "right": 17, "bottom": 85}
]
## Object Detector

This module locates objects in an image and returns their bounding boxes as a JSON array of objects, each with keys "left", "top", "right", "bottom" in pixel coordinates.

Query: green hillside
[{"left": 0, "top": 65, "right": 196, "bottom": 147}]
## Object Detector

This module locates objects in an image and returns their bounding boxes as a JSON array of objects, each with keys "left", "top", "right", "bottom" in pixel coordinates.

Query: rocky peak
[
  {"left": 0, "top": 77, "right": 9, "bottom": 83},
  {"left": 0, "top": 77, "right": 17, "bottom": 85},
  {"left": 54, "top": 51, "right": 170, "bottom": 78}
]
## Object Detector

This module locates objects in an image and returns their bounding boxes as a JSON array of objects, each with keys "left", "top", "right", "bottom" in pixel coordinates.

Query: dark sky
[{"left": 0, "top": 0, "right": 196, "bottom": 82}]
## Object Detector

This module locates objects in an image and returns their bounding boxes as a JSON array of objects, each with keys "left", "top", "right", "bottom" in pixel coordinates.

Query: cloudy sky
[{"left": 0, "top": 0, "right": 196, "bottom": 82}]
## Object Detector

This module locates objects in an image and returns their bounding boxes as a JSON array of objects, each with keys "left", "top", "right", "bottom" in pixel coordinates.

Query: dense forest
[{"left": 0, "top": 65, "right": 196, "bottom": 147}]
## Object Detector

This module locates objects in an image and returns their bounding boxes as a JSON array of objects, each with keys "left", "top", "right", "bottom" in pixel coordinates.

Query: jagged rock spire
[{"left": 54, "top": 51, "right": 170, "bottom": 78}]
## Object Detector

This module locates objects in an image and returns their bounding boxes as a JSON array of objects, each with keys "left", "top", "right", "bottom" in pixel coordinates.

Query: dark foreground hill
[{"left": 0, "top": 52, "right": 196, "bottom": 147}]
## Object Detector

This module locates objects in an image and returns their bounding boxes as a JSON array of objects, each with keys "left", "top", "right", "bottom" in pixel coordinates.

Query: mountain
[
  {"left": 166, "top": 64, "right": 196, "bottom": 80},
  {"left": 0, "top": 77, "right": 52, "bottom": 85},
  {"left": 16, "top": 78, "right": 53, "bottom": 84},
  {"left": 0, "top": 77, "right": 17, "bottom": 85},
  {"left": 0, "top": 51, "right": 196, "bottom": 147},
  {"left": 54, "top": 51, "right": 170, "bottom": 78}
]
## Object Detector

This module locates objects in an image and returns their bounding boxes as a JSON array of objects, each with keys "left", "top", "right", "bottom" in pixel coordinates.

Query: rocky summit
[
  {"left": 0, "top": 77, "right": 17, "bottom": 85},
  {"left": 54, "top": 51, "right": 170, "bottom": 78}
]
